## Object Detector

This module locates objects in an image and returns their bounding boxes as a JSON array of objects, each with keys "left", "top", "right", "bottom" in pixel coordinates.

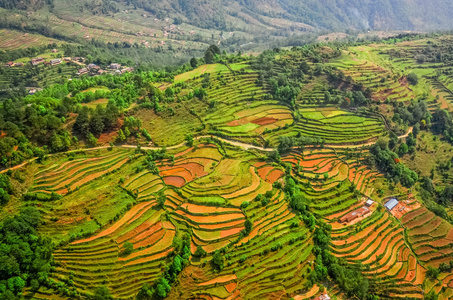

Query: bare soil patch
[{"left": 251, "top": 117, "right": 277, "bottom": 125}]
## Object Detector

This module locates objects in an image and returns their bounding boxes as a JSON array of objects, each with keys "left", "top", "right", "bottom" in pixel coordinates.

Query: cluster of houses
[
  {"left": 76, "top": 63, "right": 133, "bottom": 77},
  {"left": 3, "top": 61, "right": 24, "bottom": 68},
  {"left": 3, "top": 52, "right": 133, "bottom": 78},
  {"left": 339, "top": 195, "right": 418, "bottom": 225}
]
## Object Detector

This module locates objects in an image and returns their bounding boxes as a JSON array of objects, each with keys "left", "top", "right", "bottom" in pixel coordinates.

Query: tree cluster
[
  {"left": 136, "top": 234, "right": 191, "bottom": 299},
  {"left": 0, "top": 207, "right": 53, "bottom": 299},
  {"left": 367, "top": 140, "right": 418, "bottom": 188}
]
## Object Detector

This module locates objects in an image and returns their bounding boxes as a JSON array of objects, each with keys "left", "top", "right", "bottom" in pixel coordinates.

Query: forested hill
[
  {"left": 2, "top": 0, "right": 453, "bottom": 32},
  {"left": 149, "top": 0, "right": 453, "bottom": 31},
  {"left": 150, "top": 0, "right": 453, "bottom": 31}
]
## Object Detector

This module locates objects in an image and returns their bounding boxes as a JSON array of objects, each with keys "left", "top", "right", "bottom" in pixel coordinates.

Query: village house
[
  {"left": 365, "top": 199, "right": 374, "bottom": 207},
  {"left": 50, "top": 59, "right": 62, "bottom": 66},
  {"left": 108, "top": 63, "right": 120, "bottom": 70},
  {"left": 120, "top": 67, "right": 133, "bottom": 74},
  {"left": 30, "top": 57, "right": 45, "bottom": 66},
  {"left": 4, "top": 61, "right": 15, "bottom": 67},
  {"left": 339, "top": 206, "right": 371, "bottom": 223},
  {"left": 51, "top": 49, "right": 58, "bottom": 53},
  {"left": 314, "top": 293, "right": 331, "bottom": 300},
  {"left": 87, "top": 63, "right": 100, "bottom": 70},
  {"left": 77, "top": 68, "right": 89, "bottom": 76},
  {"left": 64, "top": 57, "right": 72, "bottom": 62},
  {"left": 15, "top": 62, "right": 24, "bottom": 67}
]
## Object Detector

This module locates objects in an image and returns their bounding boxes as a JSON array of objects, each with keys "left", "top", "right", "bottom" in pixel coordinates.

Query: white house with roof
[{"left": 384, "top": 198, "right": 399, "bottom": 211}]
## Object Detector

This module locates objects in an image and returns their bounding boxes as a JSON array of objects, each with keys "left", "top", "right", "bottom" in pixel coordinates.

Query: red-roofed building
[
  {"left": 314, "top": 293, "right": 331, "bottom": 300},
  {"left": 339, "top": 207, "right": 371, "bottom": 223}
]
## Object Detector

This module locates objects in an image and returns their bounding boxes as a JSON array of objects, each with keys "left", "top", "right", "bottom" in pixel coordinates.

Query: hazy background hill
[
  {"left": 1, "top": 0, "right": 453, "bottom": 67},
  {"left": 3, "top": 0, "right": 453, "bottom": 32}
]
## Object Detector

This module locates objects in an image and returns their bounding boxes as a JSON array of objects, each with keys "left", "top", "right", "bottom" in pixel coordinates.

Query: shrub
[
  {"left": 407, "top": 72, "right": 418, "bottom": 85},
  {"left": 120, "top": 242, "right": 134, "bottom": 256}
]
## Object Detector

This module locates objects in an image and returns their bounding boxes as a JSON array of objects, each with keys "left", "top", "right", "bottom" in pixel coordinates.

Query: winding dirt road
[{"left": 0, "top": 127, "right": 413, "bottom": 174}]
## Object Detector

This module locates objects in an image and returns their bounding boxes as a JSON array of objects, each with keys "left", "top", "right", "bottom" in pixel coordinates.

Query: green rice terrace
[{"left": 2, "top": 34, "right": 453, "bottom": 300}]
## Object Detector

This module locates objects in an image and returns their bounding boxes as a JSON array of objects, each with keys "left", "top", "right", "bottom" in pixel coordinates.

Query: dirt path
[{"left": 0, "top": 127, "right": 413, "bottom": 174}]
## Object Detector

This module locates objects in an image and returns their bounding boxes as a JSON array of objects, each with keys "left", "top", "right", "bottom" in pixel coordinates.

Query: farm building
[
  {"left": 77, "top": 68, "right": 89, "bottom": 76},
  {"left": 121, "top": 67, "right": 133, "bottom": 74},
  {"left": 15, "top": 62, "right": 24, "bottom": 67},
  {"left": 50, "top": 59, "right": 62, "bottom": 66},
  {"left": 51, "top": 49, "right": 58, "bottom": 53},
  {"left": 30, "top": 57, "right": 45, "bottom": 66},
  {"left": 108, "top": 63, "right": 120, "bottom": 69},
  {"left": 4, "top": 61, "right": 15, "bottom": 67},
  {"left": 87, "top": 64, "right": 98, "bottom": 70},
  {"left": 365, "top": 199, "right": 374, "bottom": 207},
  {"left": 384, "top": 198, "right": 399, "bottom": 211},
  {"left": 339, "top": 207, "right": 371, "bottom": 223},
  {"left": 314, "top": 294, "right": 331, "bottom": 300}
]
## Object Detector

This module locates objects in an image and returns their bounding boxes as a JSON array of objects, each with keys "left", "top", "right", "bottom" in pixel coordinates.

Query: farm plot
[
  {"left": 169, "top": 188, "right": 314, "bottom": 299},
  {"left": 329, "top": 47, "right": 415, "bottom": 103},
  {"left": 52, "top": 201, "right": 175, "bottom": 299},
  {"left": 264, "top": 109, "right": 385, "bottom": 146},
  {"left": 30, "top": 148, "right": 131, "bottom": 195},
  {"left": 330, "top": 209, "right": 425, "bottom": 299},
  {"left": 172, "top": 203, "right": 246, "bottom": 254},
  {"left": 402, "top": 207, "right": 453, "bottom": 268},
  {"left": 191, "top": 67, "right": 294, "bottom": 141},
  {"left": 0, "top": 29, "right": 59, "bottom": 50},
  {"left": 184, "top": 152, "right": 273, "bottom": 207},
  {"left": 281, "top": 148, "right": 379, "bottom": 217}
]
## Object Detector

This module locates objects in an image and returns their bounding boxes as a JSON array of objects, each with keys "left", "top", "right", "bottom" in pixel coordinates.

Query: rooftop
[{"left": 384, "top": 198, "right": 399, "bottom": 211}]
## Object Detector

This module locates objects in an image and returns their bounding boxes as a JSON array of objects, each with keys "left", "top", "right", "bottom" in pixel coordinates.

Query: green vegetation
[
  {"left": 1, "top": 32, "right": 453, "bottom": 300},
  {"left": 0, "top": 207, "right": 53, "bottom": 299}
]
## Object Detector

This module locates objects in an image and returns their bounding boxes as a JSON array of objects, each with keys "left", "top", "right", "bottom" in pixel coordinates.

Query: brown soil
[
  {"left": 98, "top": 118, "right": 124, "bottom": 145},
  {"left": 251, "top": 117, "right": 277, "bottom": 125},
  {"left": 266, "top": 169, "right": 284, "bottom": 183},
  {"left": 219, "top": 227, "right": 243, "bottom": 238},
  {"left": 227, "top": 117, "right": 249, "bottom": 127},
  {"left": 163, "top": 176, "right": 186, "bottom": 187}
]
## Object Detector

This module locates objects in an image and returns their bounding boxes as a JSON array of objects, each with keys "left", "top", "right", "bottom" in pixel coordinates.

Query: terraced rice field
[
  {"left": 399, "top": 206, "right": 453, "bottom": 299},
  {"left": 202, "top": 67, "right": 294, "bottom": 140},
  {"left": 0, "top": 29, "right": 59, "bottom": 50},
  {"left": 0, "top": 62, "right": 79, "bottom": 88},
  {"left": 172, "top": 188, "right": 314, "bottom": 299},
  {"left": 264, "top": 108, "right": 384, "bottom": 145},
  {"left": 276, "top": 147, "right": 430, "bottom": 298},
  {"left": 282, "top": 148, "right": 380, "bottom": 215},
  {"left": 30, "top": 149, "right": 131, "bottom": 195},
  {"left": 49, "top": 143, "right": 319, "bottom": 299},
  {"left": 330, "top": 208, "right": 426, "bottom": 299},
  {"left": 53, "top": 202, "right": 174, "bottom": 298}
]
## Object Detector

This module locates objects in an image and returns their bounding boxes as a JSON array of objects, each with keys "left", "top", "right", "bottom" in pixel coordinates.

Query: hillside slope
[{"left": 4, "top": 0, "right": 452, "bottom": 31}]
